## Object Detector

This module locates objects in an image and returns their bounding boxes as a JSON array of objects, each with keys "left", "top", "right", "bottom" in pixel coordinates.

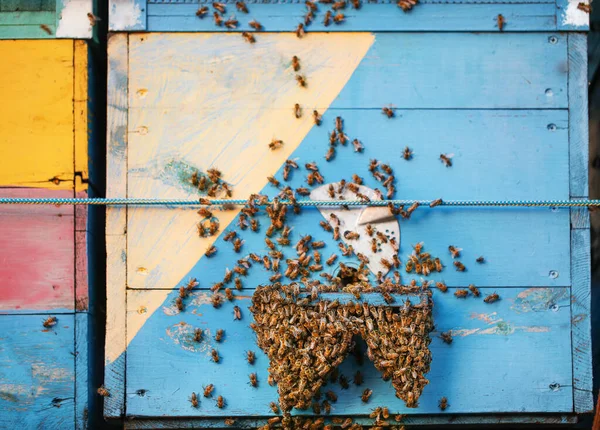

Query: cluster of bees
[
  {"left": 195, "top": 0, "right": 419, "bottom": 44},
  {"left": 250, "top": 284, "right": 434, "bottom": 419}
]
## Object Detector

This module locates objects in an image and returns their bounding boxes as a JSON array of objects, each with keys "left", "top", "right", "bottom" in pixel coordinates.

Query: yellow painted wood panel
[
  {"left": 0, "top": 40, "right": 74, "bottom": 190},
  {"left": 74, "top": 39, "right": 88, "bottom": 191}
]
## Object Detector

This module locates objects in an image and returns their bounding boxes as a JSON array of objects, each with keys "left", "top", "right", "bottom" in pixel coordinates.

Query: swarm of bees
[{"left": 250, "top": 284, "right": 434, "bottom": 413}]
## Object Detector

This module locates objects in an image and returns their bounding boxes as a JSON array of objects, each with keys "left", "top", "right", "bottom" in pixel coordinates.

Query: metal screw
[
  {"left": 545, "top": 88, "right": 553, "bottom": 97},
  {"left": 550, "top": 303, "right": 559, "bottom": 312},
  {"left": 549, "top": 270, "right": 559, "bottom": 279},
  {"left": 549, "top": 36, "right": 558, "bottom": 44},
  {"left": 547, "top": 123, "right": 556, "bottom": 131},
  {"left": 549, "top": 382, "right": 560, "bottom": 391}
]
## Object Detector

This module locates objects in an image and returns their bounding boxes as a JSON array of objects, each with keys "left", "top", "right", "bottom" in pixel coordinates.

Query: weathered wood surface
[
  {"left": 125, "top": 287, "right": 572, "bottom": 416},
  {"left": 0, "top": 314, "right": 75, "bottom": 428}
]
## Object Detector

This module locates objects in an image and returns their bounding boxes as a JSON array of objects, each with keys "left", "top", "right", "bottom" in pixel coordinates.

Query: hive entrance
[{"left": 250, "top": 284, "right": 434, "bottom": 413}]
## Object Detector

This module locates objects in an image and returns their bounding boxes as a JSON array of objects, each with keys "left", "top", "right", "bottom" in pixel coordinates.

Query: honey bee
[
  {"left": 225, "top": 18, "right": 238, "bottom": 29},
  {"left": 233, "top": 305, "right": 242, "bottom": 320},
  {"left": 325, "top": 391, "right": 338, "bottom": 402},
  {"left": 250, "top": 219, "right": 259, "bottom": 232},
  {"left": 224, "top": 418, "right": 236, "bottom": 426},
  {"left": 325, "top": 146, "right": 336, "bottom": 162},
  {"left": 306, "top": 0, "right": 318, "bottom": 10},
  {"left": 406, "top": 202, "right": 419, "bottom": 215},
  {"left": 334, "top": 116, "right": 343, "bottom": 133},
  {"left": 296, "top": 75, "right": 307, "bottom": 87},
  {"left": 211, "top": 282, "right": 223, "bottom": 293},
  {"left": 476, "top": 256, "right": 485, "bottom": 263},
  {"left": 352, "top": 139, "right": 364, "bottom": 152},
  {"left": 344, "top": 231, "right": 360, "bottom": 240},
  {"left": 236, "top": 1, "right": 249, "bottom": 12},
  {"left": 213, "top": 2, "right": 226, "bottom": 12},
  {"left": 454, "top": 261, "right": 466, "bottom": 272},
  {"left": 324, "top": 10, "right": 332, "bottom": 25},
  {"left": 234, "top": 277, "right": 242, "bottom": 291},
  {"left": 40, "top": 24, "right": 52, "bottom": 35},
  {"left": 333, "top": 226, "right": 340, "bottom": 240},
  {"left": 190, "top": 392, "right": 199, "bottom": 407},
  {"left": 246, "top": 350, "right": 256, "bottom": 364},
  {"left": 381, "top": 407, "right": 390, "bottom": 419},
  {"left": 361, "top": 388, "right": 373, "bottom": 403},
  {"left": 249, "top": 373, "right": 258, "bottom": 387},
  {"left": 338, "top": 374, "right": 350, "bottom": 389},
  {"left": 397, "top": 0, "right": 418, "bottom": 11},
  {"left": 97, "top": 385, "right": 110, "bottom": 397},
  {"left": 198, "top": 176, "right": 208, "bottom": 191},
  {"left": 357, "top": 253, "right": 369, "bottom": 264},
  {"left": 203, "top": 384, "right": 214, "bottom": 398},
  {"left": 468, "top": 284, "right": 480, "bottom": 297},
  {"left": 249, "top": 20, "right": 262, "bottom": 30},
  {"left": 433, "top": 257, "right": 443, "bottom": 272},
  {"left": 382, "top": 107, "right": 394, "bottom": 118},
  {"left": 212, "top": 293, "right": 223, "bottom": 308},
  {"left": 333, "top": 12, "right": 345, "bottom": 23},
  {"left": 175, "top": 297, "right": 184, "bottom": 311},
  {"left": 578, "top": 2, "right": 591, "bottom": 12},
  {"left": 269, "top": 138, "right": 283, "bottom": 150},
  {"left": 223, "top": 231, "right": 236, "bottom": 242},
  {"left": 296, "top": 23, "right": 305, "bottom": 38},
  {"left": 448, "top": 245, "right": 461, "bottom": 258},
  {"left": 242, "top": 31, "right": 255, "bottom": 43},
  {"left": 329, "top": 130, "right": 338, "bottom": 145},
  {"left": 440, "top": 331, "right": 453, "bottom": 344},
  {"left": 322, "top": 399, "right": 331, "bottom": 414},
  {"left": 382, "top": 291, "right": 394, "bottom": 304},
  {"left": 333, "top": 0, "right": 347, "bottom": 9},
  {"left": 304, "top": 10, "right": 315, "bottom": 24},
  {"left": 211, "top": 349, "right": 220, "bottom": 362},
  {"left": 192, "top": 328, "right": 203, "bottom": 342},
  {"left": 356, "top": 192, "right": 370, "bottom": 202},
  {"left": 225, "top": 288, "right": 235, "bottom": 301},
  {"left": 205, "top": 245, "right": 217, "bottom": 258},
  {"left": 233, "top": 238, "right": 243, "bottom": 253},
  {"left": 213, "top": 12, "right": 223, "bottom": 25},
  {"left": 179, "top": 286, "right": 187, "bottom": 299},
  {"left": 380, "top": 258, "right": 393, "bottom": 270},
  {"left": 294, "top": 103, "right": 302, "bottom": 119},
  {"left": 353, "top": 371, "right": 364, "bottom": 386},
  {"left": 296, "top": 187, "right": 310, "bottom": 196},
  {"left": 371, "top": 238, "right": 378, "bottom": 253},
  {"left": 496, "top": 14, "right": 505, "bottom": 31},
  {"left": 43, "top": 316, "right": 58, "bottom": 328},
  {"left": 392, "top": 254, "right": 401, "bottom": 268},
  {"left": 435, "top": 281, "right": 448, "bottom": 293},
  {"left": 196, "top": 6, "right": 209, "bottom": 17},
  {"left": 216, "top": 395, "right": 226, "bottom": 408},
  {"left": 454, "top": 288, "right": 468, "bottom": 298},
  {"left": 320, "top": 220, "right": 333, "bottom": 232},
  {"left": 269, "top": 273, "right": 282, "bottom": 282},
  {"left": 373, "top": 231, "right": 387, "bottom": 244},
  {"left": 440, "top": 153, "right": 453, "bottom": 167},
  {"left": 326, "top": 254, "right": 338, "bottom": 265},
  {"left": 233, "top": 265, "right": 248, "bottom": 276},
  {"left": 429, "top": 198, "right": 443, "bottom": 208},
  {"left": 439, "top": 397, "right": 449, "bottom": 411},
  {"left": 484, "top": 292, "right": 500, "bottom": 303}
]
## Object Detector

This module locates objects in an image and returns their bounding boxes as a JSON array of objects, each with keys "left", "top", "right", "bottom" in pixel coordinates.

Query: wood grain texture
[
  {"left": 571, "top": 229, "right": 593, "bottom": 413},
  {"left": 74, "top": 40, "right": 89, "bottom": 188},
  {"left": 570, "top": 207, "right": 590, "bottom": 229},
  {"left": 75, "top": 313, "right": 89, "bottom": 430},
  {"left": 0, "top": 40, "right": 74, "bottom": 189},
  {"left": 0, "top": 314, "right": 75, "bottom": 429},
  {"left": 125, "top": 287, "right": 572, "bottom": 417},
  {"left": 569, "top": 34, "right": 589, "bottom": 198},
  {"left": 0, "top": 188, "right": 75, "bottom": 313},
  {"left": 146, "top": 2, "right": 557, "bottom": 32}
]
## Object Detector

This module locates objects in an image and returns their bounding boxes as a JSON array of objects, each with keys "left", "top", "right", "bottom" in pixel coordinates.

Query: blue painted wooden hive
[{"left": 105, "top": 0, "right": 592, "bottom": 427}]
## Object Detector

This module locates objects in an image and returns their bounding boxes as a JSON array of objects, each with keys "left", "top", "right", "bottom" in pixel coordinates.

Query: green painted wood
[
  {"left": 0, "top": 24, "right": 55, "bottom": 37},
  {"left": 0, "top": 11, "right": 54, "bottom": 24},
  {"left": 0, "top": 0, "right": 54, "bottom": 12}
]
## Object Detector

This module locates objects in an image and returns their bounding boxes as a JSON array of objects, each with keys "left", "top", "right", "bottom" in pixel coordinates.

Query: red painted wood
[
  {"left": 0, "top": 188, "right": 74, "bottom": 312},
  {"left": 75, "top": 190, "right": 88, "bottom": 311}
]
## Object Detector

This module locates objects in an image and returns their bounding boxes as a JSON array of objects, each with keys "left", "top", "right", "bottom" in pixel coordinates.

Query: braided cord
[{"left": 0, "top": 197, "right": 599, "bottom": 207}]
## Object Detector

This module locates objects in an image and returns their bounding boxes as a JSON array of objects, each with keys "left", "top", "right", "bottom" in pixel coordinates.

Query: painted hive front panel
[{"left": 105, "top": 29, "right": 584, "bottom": 424}]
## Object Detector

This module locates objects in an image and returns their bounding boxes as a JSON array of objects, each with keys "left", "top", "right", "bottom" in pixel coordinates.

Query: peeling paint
[
  {"left": 562, "top": 0, "right": 589, "bottom": 27},
  {"left": 452, "top": 324, "right": 549, "bottom": 337},
  {"left": 166, "top": 323, "right": 214, "bottom": 355},
  {"left": 470, "top": 312, "right": 500, "bottom": 324},
  {"left": 512, "top": 288, "right": 568, "bottom": 313},
  {"left": 31, "top": 364, "right": 70, "bottom": 382},
  {"left": 109, "top": 0, "right": 143, "bottom": 31},
  {"left": 572, "top": 313, "right": 587, "bottom": 325},
  {"left": 56, "top": 0, "right": 93, "bottom": 38}
]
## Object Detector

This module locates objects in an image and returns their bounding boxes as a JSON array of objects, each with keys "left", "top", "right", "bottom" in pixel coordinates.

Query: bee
[
  {"left": 249, "top": 253, "right": 261, "bottom": 263},
  {"left": 205, "top": 245, "right": 217, "bottom": 258},
  {"left": 293, "top": 103, "right": 303, "bottom": 119},
  {"left": 249, "top": 20, "right": 262, "bottom": 30},
  {"left": 333, "top": 226, "right": 340, "bottom": 240},
  {"left": 269, "top": 273, "right": 282, "bottom": 282},
  {"left": 211, "top": 282, "right": 223, "bottom": 293},
  {"left": 476, "top": 256, "right": 485, "bottom": 263},
  {"left": 216, "top": 395, "right": 225, "bottom": 408},
  {"left": 211, "top": 349, "right": 220, "bottom": 362},
  {"left": 335, "top": 116, "right": 343, "bottom": 132},
  {"left": 392, "top": 254, "right": 401, "bottom": 268},
  {"left": 361, "top": 388, "right": 373, "bottom": 403},
  {"left": 322, "top": 400, "right": 331, "bottom": 414},
  {"left": 195, "top": 7, "right": 208, "bottom": 18},
  {"left": 468, "top": 284, "right": 480, "bottom": 297},
  {"left": 190, "top": 392, "right": 199, "bottom": 408},
  {"left": 438, "top": 396, "right": 449, "bottom": 411},
  {"left": 454, "top": 261, "right": 466, "bottom": 272},
  {"left": 242, "top": 32, "right": 255, "bottom": 43},
  {"left": 246, "top": 350, "right": 256, "bottom": 364},
  {"left": 364, "top": 224, "right": 374, "bottom": 236},
  {"left": 433, "top": 257, "right": 443, "bottom": 272},
  {"left": 339, "top": 374, "right": 350, "bottom": 389},
  {"left": 225, "top": 18, "right": 238, "bottom": 29},
  {"left": 309, "top": 264, "right": 323, "bottom": 272},
  {"left": 333, "top": 12, "right": 345, "bottom": 23},
  {"left": 175, "top": 297, "right": 184, "bottom": 311},
  {"left": 265, "top": 237, "right": 275, "bottom": 250},
  {"left": 179, "top": 286, "right": 187, "bottom": 299},
  {"left": 250, "top": 219, "right": 259, "bottom": 232},
  {"left": 407, "top": 202, "right": 419, "bottom": 215},
  {"left": 578, "top": 2, "right": 591, "bottom": 12},
  {"left": 212, "top": 293, "right": 223, "bottom": 308},
  {"left": 326, "top": 391, "right": 338, "bottom": 402},
  {"left": 191, "top": 328, "right": 203, "bottom": 343},
  {"left": 225, "top": 288, "right": 234, "bottom": 301},
  {"left": 296, "top": 23, "right": 305, "bottom": 38},
  {"left": 356, "top": 192, "right": 370, "bottom": 202},
  {"left": 430, "top": 198, "right": 443, "bottom": 208},
  {"left": 354, "top": 371, "right": 364, "bottom": 385},
  {"left": 448, "top": 245, "right": 461, "bottom": 258},
  {"left": 397, "top": 0, "right": 418, "bottom": 11},
  {"left": 326, "top": 254, "right": 338, "bottom": 265},
  {"left": 236, "top": 1, "right": 249, "bottom": 12},
  {"left": 233, "top": 238, "right": 243, "bottom": 253},
  {"left": 381, "top": 258, "right": 393, "bottom": 270},
  {"left": 249, "top": 373, "right": 258, "bottom": 387},
  {"left": 440, "top": 331, "right": 453, "bottom": 344},
  {"left": 203, "top": 384, "right": 215, "bottom": 398},
  {"left": 306, "top": 0, "right": 318, "bottom": 10},
  {"left": 233, "top": 305, "right": 242, "bottom": 320},
  {"left": 296, "top": 187, "right": 310, "bottom": 196},
  {"left": 435, "top": 281, "right": 448, "bottom": 293},
  {"left": 43, "top": 316, "right": 58, "bottom": 328},
  {"left": 40, "top": 24, "right": 52, "bottom": 35},
  {"left": 213, "top": 2, "right": 226, "bottom": 12},
  {"left": 329, "top": 129, "right": 338, "bottom": 145},
  {"left": 198, "top": 176, "right": 208, "bottom": 191},
  {"left": 325, "top": 147, "right": 335, "bottom": 162},
  {"left": 213, "top": 12, "right": 223, "bottom": 26},
  {"left": 349, "top": 174, "right": 362, "bottom": 185},
  {"left": 352, "top": 139, "right": 364, "bottom": 152},
  {"left": 225, "top": 418, "right": 236, "bottom": 426},
  {"left": 344, "top": 231, "right": 360, "bottom": 240},
  {"left": 97, "top": 385, "right": 110, "bottom": 397},
  {"left": 320, "top": 220, "right": 333, "bottom": 232},
  {"left": 369, "top": 159, "right": 379, "bottom": 172},
  {"left": 440, "top": 153, "right": 453, "bottom": 167},
  {"left": 272, "top": 258, "right": 281, "bottom": 271},
  {"left": 296, "top": 75, "right": 307, "bottom": 87},
  {"left": 233, "top": 278, "right": 242, "bottom": 291},
  {"left": 371, "top": 238, "right": 378, "bottom": 253},
  {"left": 497, "top": 14, "right": 505, "bottom": 31},
  {"left": 382, "top": 291, "right": 394, "bottom": 304},
  {"left": 454, "top": 288, "right": 468, "bottom": 298},
  {"left": 333, "top": 0, "right": 347, "bottom": 9},
  {"left": 269, "top": 138, "right": 283, "bottom": 150},
  {"left": 310, "top": 111, "right": 322, "bottom": 128},
  {"left": 233, "top": 266, "right": 248, "bottom": 276},
  {"left": 223, "top": 231, "right": 237, "bottom": 242},
  {"left": 484, "top": 292, "right": 500, "bottom": 303},
  {"left": 382, "top": 107, "right": 394, "bottom": 118},
  {"left": 324, "top": 10, "right": 332, "bottom": 26}
]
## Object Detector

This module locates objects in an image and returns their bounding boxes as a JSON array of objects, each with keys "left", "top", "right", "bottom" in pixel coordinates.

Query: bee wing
[{"left": 446, "top": 153, "right": 455, "bottom": 158}]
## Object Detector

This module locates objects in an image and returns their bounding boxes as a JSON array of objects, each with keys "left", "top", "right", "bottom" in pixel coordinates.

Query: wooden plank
[
  {"left": 571, "top": 229, "right": 593, "bottom": 413},
  {"left": 570, "top": 207, "right": 590, "bottom": 229},
  {"left": 75, "top": 312, "right": 89, "bottom": 430},
  {"left": 109, "top": 0, "right": 146, "bottom": 31},
  {"left": 55, "top": 0, "right": 93, "bottom": 39},
  {"left": 146, "top": 3, "right": 557, "bottom": 32},
  {"left": 105, "top": 32, "right": 129, "bottom": 420},
  {"left": 0, "top": 0, "right": 51, "bottom": 12},
  {"left": 0, "top": 188, "right": 75, "bottom": 313},
  {"left": 125, "top": 287, "right": 572, "bottom": 417},
  {"left": 557, "top": 0, "right": 589, "bottom": 31},
  {"left": 74, "top": 40, "right": 89, "bottom": 186},
  {"left": 128, "top": 32, "right": 568, "bottom": 110},
  {"left": 0, "top": 24, "right": 56, "bottom": 38},
  {"left": 0, "top": 40, "right": 74, "bottom": 189},
  {"left": 569, "top": 34, "right": 589, "bottom": 198},
  {"left": 0, "top": 314, "right": 75, "bottom": 428},
  {"left": 0, "top": 10, "right": 54, "bottom": 24}
]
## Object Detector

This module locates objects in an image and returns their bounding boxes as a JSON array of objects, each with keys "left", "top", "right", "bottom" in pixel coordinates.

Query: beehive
[
  {"left": 0, "top": 1, "right": 96, "bottom": 428},
  {"left": 105, "top": 0, "right": 592, "bottom": 427}
]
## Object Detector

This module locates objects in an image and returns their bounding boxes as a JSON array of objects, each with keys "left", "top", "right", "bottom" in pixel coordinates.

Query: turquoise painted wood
[
  {"left": 0, "top": 315, "right": 76, "bottom": 429},
  {"left": 125, "top": 287, "right": 572, "bottom": 416}
]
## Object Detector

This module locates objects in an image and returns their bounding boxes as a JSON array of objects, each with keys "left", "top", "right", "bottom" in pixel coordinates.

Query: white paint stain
[
  {"left": 109, "top": 0, "right": 143, "bottom": 31},
  {"left": 562, "top": 0, "right": 589, "bottom": 27},
  {"left": 56, "top": 0, "right": 93, "bottom": 38}
]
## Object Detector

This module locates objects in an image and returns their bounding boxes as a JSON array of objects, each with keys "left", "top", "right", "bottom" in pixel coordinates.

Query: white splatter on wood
[
  {"left": 562, "top": 0, "right": 589, "bottom": 27},
  {"left": 110, "top": 0, "right": 143, "bottom": 31},
  {"left": 56, "top": 0, "right": 93, "bottom": 39}
]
